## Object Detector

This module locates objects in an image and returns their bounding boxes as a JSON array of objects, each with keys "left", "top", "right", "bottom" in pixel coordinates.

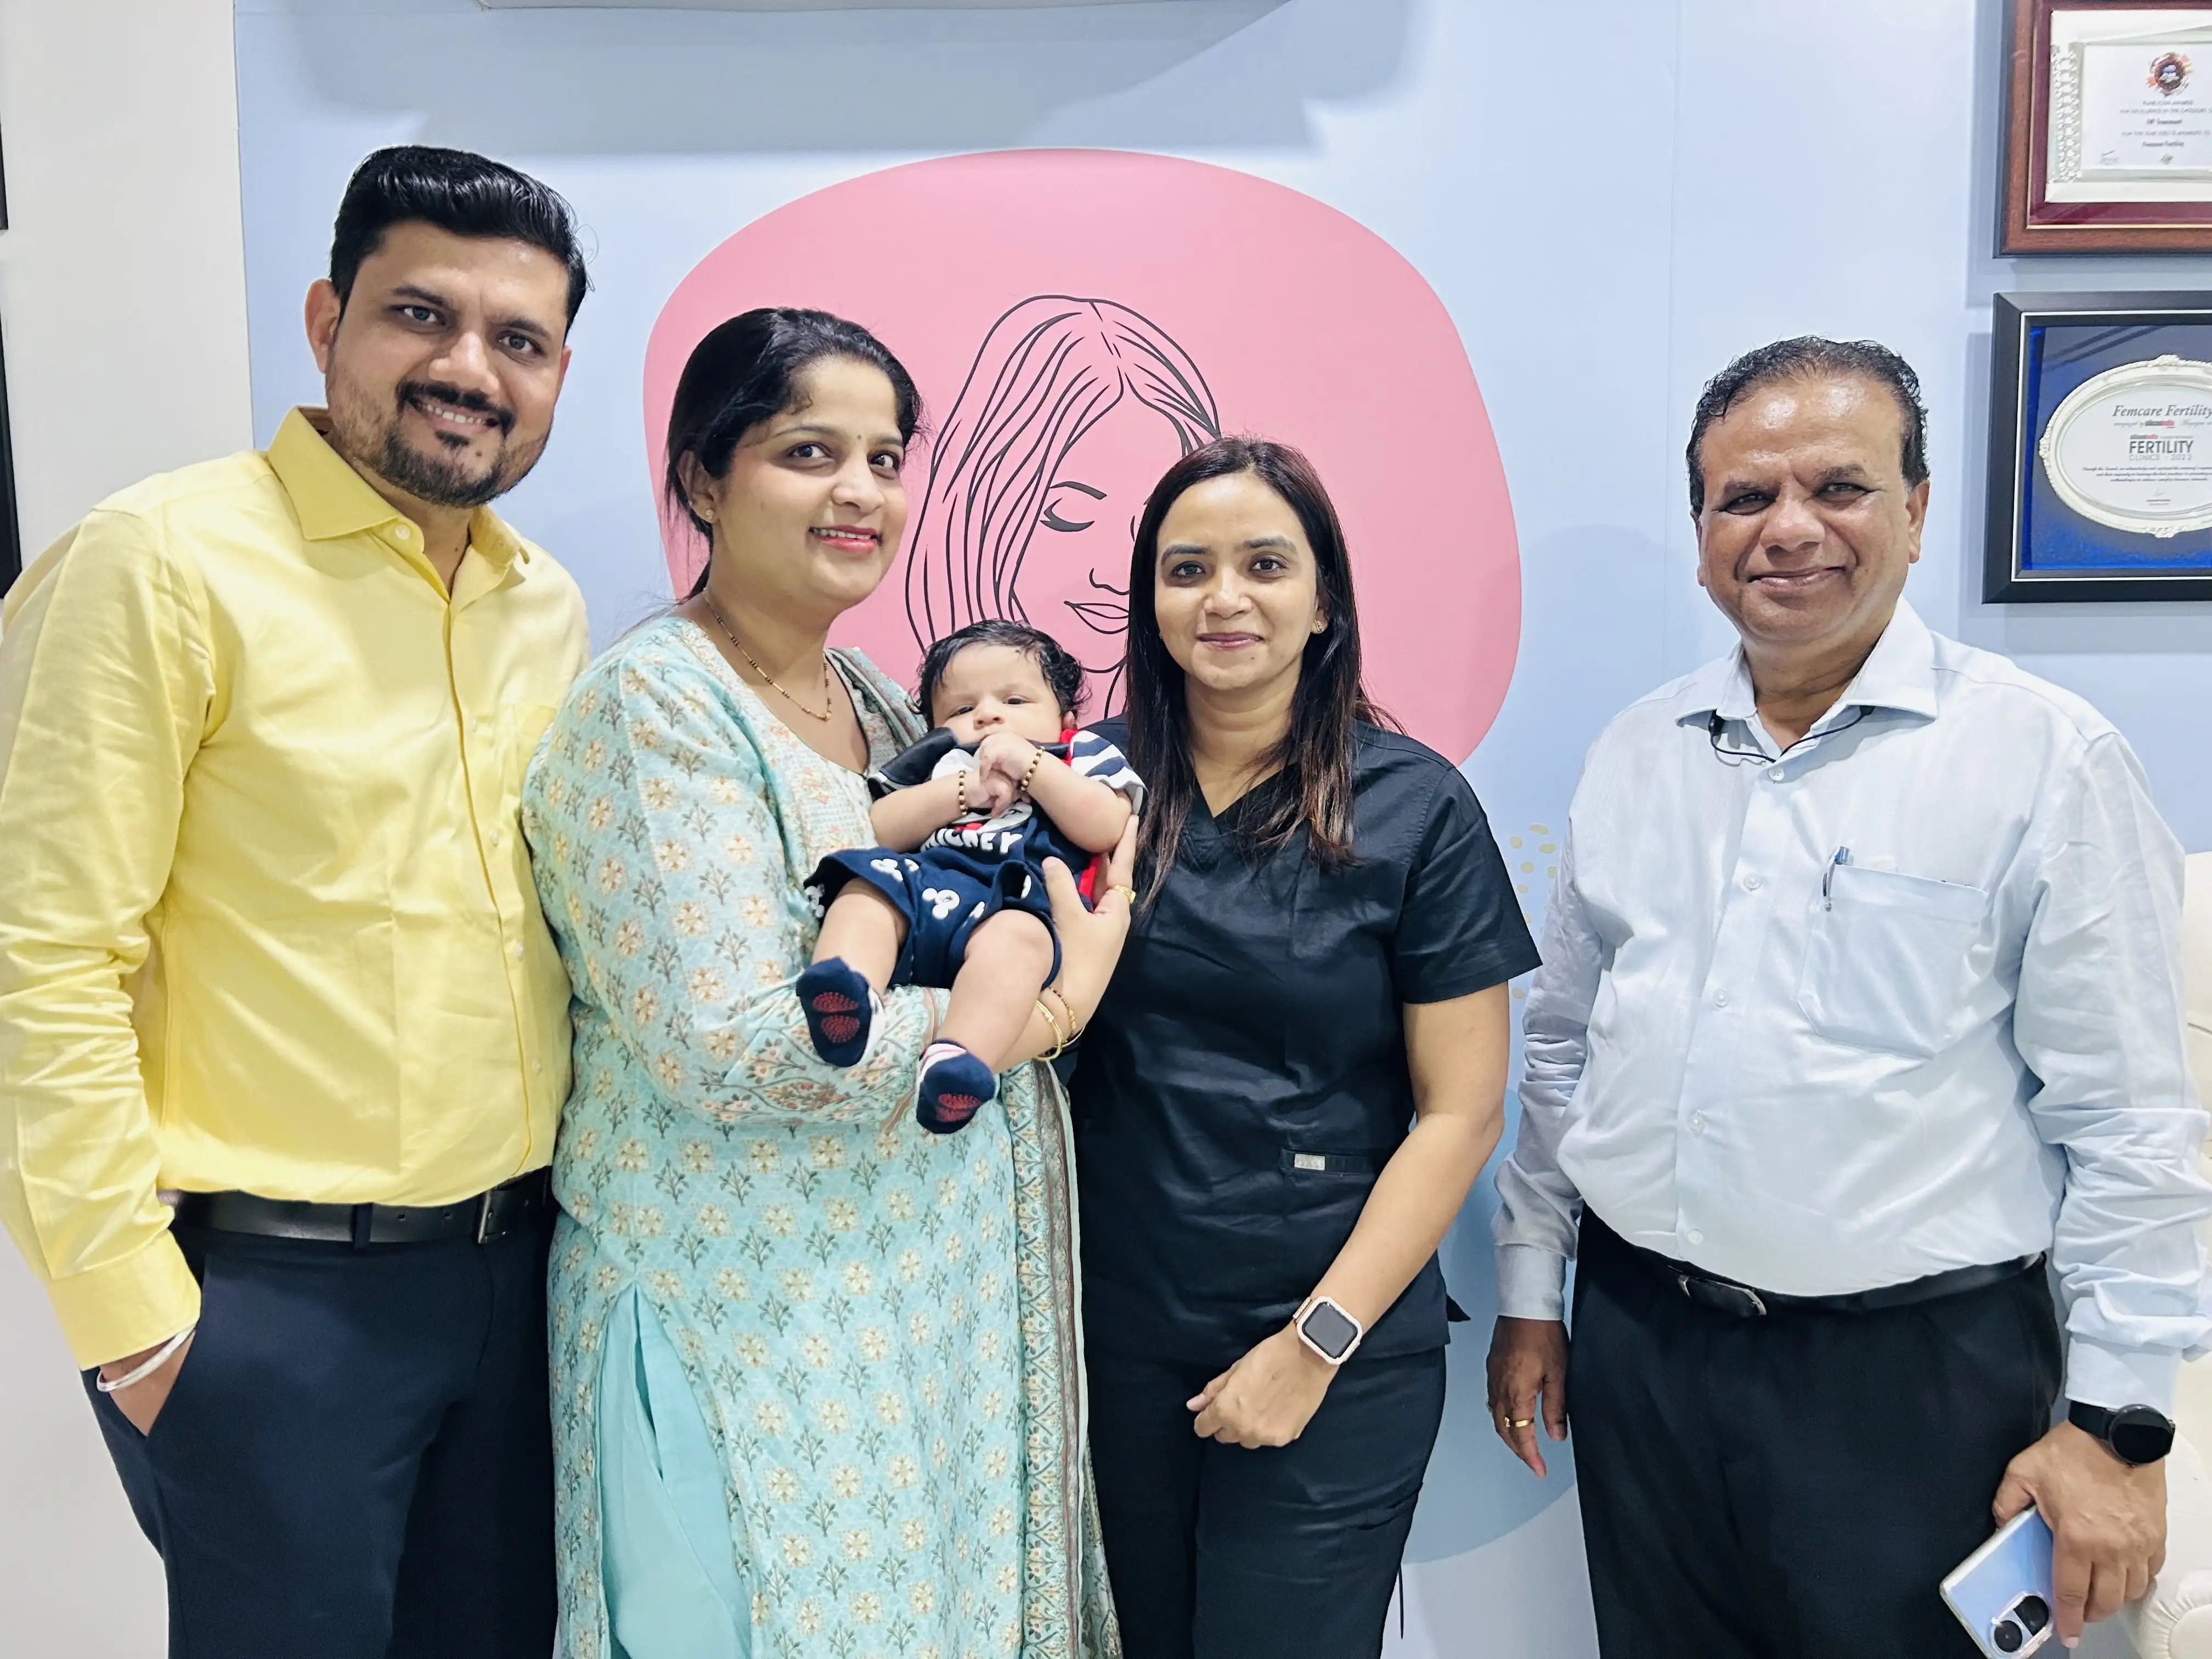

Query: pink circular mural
[{"left": 645, "top": 149, "right": 1519, "bottom": 761}]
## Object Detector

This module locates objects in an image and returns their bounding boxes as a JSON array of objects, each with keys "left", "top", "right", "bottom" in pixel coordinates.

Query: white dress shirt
[{"left": 1493, "top": 601, "right": 2211, "bottom": 1410}]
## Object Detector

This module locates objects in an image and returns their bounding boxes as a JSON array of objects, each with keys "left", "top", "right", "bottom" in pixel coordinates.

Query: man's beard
[{"left": 329, "top": 377, "right": 540, "bottom": 510}]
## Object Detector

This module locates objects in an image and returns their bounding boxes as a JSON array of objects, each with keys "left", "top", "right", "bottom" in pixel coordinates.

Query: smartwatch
[
  {"left": 2067, "top": 1400, "right": 2175, "bottom": 1467},
  {"left": 1294, "top": 1295, "right": 1365, "bottom": 1367}
]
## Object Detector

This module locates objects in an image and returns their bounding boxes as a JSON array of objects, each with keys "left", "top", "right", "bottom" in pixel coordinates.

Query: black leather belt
[
  {"left": 169, "top": 1168, "right": 554, "bottom": 1246},
  {"left": 1587, "top": 1215, "right": 2042, "bottom": 1319}
]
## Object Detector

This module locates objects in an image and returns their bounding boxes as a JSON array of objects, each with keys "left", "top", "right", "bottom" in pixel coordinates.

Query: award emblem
[
  {"left": 2036, "top": 354, "right": 2212, "bottom": 538},
  {"left": 2151, "top": 51, "right": 2192, "bottom": 95}
]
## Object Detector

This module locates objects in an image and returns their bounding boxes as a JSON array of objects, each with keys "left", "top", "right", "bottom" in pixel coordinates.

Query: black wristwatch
[{"left": 2067, "top": 1400, "right": 2176, "bottom": 1466}]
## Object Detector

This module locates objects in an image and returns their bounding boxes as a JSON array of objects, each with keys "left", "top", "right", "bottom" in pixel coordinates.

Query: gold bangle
[
  {"left": 954, "top": 767, "right": 969, "bottom": 815},
  {"left": 1042, "top": 983, "right": 1085, "bottom": 1046},
  {"left": 1019, "top": 749, "right": 1045, "bottom": 797},
  {"left": 1035, "top": 996, "right": 1071, "bottom": 1061}
]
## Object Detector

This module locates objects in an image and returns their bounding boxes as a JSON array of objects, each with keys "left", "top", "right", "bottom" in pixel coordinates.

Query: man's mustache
[{"left": 396, "top": 380, "right": 516, "bottom": 435}]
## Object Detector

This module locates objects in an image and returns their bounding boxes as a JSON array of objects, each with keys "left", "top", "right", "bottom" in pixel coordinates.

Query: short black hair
[
  {"left": 1685, "top": 336, "right": 1928, "bottom": 515},
  {"left": 917, "top": 619, "right": 1085, "bottom": 727},
  {"left": 330, "top": 146, "right": 590, "bottom": 326}
]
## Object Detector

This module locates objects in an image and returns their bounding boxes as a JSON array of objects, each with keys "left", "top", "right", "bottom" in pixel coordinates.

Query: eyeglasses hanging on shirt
[{"left": 1705, "top": 706, "right": 1867, "bottom": 768}]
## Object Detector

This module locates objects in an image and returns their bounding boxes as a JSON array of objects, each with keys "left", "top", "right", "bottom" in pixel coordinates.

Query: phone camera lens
[
  {"left": 1992, "top": 1618, "right": 2024, "bottom": 1654},
  {"left": 2016, "top": 1595, "right": 2049, "bottom": 1635}
]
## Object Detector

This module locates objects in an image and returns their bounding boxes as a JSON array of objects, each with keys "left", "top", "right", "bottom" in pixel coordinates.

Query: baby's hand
[
  {"left": 974, "top": 732, "right": 1040, "bottom": 794},
  {"left": 961, "top": 764, "right": 1015, "bottom": 819}
]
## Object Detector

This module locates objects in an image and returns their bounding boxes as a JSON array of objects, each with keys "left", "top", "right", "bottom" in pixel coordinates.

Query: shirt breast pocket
[{"left": 1796, "top": 865, "right": 1988, "bottom": 1059}]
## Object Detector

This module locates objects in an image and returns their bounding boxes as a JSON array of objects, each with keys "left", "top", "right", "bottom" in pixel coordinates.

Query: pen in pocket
[{"left": 1822, "top": 845, "right": 1852, "bottom": 908}]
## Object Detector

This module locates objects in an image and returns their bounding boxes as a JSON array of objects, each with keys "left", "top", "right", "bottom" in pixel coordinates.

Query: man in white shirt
[{"left": 1487, "top": 337, "right": 2210, "bottom": 1656}]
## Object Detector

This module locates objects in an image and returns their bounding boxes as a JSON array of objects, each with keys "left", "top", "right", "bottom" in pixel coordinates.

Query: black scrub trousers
[{"left": 1073, "top": 721, "right": 1540, "bottom": 1659}]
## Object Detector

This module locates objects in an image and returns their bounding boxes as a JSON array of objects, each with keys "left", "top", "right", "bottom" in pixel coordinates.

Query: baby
[{"left": 799, "top": 620, "right": 1144, "bottom": 1132}]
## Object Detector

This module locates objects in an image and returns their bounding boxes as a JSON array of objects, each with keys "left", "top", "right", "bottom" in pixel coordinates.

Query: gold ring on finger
[{"left": 1504, "top": 1415, "right": 1533, "bottom": 1430}]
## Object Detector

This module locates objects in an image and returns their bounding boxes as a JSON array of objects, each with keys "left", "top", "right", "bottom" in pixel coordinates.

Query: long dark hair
[
  {"left": 1122, "top": 437, "right": 1387, "bottom": 893},
  {"left": 663, "top": 307, "right": 923, "bottom": 598}
]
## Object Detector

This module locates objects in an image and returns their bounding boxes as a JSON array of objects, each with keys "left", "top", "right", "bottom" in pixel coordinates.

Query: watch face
[
  {"left": 1301, "top": 1300, "right": 1359, "bottom": 1361},
  {"left": 2111, "top": 1405, "right": 2176, "bottom": 1465}
]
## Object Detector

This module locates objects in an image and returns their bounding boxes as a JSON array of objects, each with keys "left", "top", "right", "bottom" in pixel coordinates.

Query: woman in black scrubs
[{"left": 1074, "top": 437, "right": 1538, "bottom": 1658}]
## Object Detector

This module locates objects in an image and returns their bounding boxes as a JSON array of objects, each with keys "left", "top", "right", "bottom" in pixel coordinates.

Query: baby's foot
[
  {"left": 798, "top": 957, "right": 879, "bottom": 1066},
  {"left": 916, "top": 1042, "right": 997, "bottom": 1135}
]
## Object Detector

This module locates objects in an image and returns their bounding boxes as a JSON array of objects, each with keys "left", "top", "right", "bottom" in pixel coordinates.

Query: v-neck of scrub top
[
  {"left": 1071, "top": 720, "right": 1541, "bottom": 1372},
  {"left": 1190, "top": 764, "right": 1284, "bottom": 831}
]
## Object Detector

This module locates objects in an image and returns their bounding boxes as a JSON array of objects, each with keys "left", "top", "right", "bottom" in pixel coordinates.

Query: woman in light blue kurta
[{"left": 522, "top": 310, "right": 1126, "bottom": 1659}]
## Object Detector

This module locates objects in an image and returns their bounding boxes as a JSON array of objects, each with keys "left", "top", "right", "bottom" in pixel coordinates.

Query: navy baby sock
[
  {"left": 798, "top": 957, "right": 878, "bottom": 1066},
  {"left": 916, "top": 1041, "right": 997, "bottom": 1135}
]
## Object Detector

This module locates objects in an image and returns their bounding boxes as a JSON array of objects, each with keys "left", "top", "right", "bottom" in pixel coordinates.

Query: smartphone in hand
[{"left": 1942, "top": 1507, "right": 2056, "bottom": 1656}]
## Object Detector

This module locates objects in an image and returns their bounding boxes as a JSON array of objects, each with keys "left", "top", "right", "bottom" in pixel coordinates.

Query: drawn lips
[{"left": 1065, "top": 599, "right": 1128, "bottom": 634}]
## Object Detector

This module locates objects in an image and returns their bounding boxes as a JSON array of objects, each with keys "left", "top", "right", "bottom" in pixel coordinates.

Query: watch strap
[{"left": 2069, "top": 1401, "right": 2118, "bottom": 1439}]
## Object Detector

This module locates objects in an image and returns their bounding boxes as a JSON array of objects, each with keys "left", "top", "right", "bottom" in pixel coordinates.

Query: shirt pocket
[
  {"left": 1280, "top": 1147, "right": 1387, "bottom": 1179},
  {"left": 1796, "top": 864, "right": 1988, "bottom": 1059},
  {"left": 1276, "top": 1147, "right": 1389, "bottom": 1246}
]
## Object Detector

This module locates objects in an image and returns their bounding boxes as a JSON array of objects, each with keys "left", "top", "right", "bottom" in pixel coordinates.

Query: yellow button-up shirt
[{"left": 0, "top": 409, "right": 589, "bottom": 1367}]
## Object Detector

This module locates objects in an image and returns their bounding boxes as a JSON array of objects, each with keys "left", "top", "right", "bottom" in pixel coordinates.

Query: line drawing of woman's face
[
  {"left": 1026, "top": 396, "right": 1188, "bottom": 674},
  {"left": 903, "top": 296, "right": 1220, "bottom": 711}
]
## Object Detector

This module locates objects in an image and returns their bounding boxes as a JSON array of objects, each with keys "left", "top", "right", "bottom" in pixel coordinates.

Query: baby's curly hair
[{"left": 916, "top": 619, "right": 1085, "bottom": 728}]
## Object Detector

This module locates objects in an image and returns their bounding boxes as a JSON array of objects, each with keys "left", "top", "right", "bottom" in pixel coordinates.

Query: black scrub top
[{"left": 1072, "top": 720, "right": 1541, "bottom": 1372}]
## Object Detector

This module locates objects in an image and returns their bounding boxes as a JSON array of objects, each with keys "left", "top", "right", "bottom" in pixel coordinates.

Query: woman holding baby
[
  {"left": 521, "top": 309, "right": 1128, "bottom": 1659},
  {"left": 526, "top": 303, "right": 1527, "bottom": 1659}
]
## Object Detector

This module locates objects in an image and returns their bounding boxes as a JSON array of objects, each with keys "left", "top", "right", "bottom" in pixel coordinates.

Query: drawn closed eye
[{"left": 1041, "top": 478, "right": 1108, "bottom": 533}]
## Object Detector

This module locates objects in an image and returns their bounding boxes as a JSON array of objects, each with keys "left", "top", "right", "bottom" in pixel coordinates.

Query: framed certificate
[
  {"left": 2004, "top": 1, "right": 2212, "bottom": 252},
  {"left": 1986, "top": 291, "right": 2212, "bottom": 601}
]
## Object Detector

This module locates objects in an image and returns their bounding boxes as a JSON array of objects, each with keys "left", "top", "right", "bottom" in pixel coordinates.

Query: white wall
[
  {"left": 0, "top": 0, "right": 2197, "bottom": 1654},
  {"left": 0, "top": 1, "right": 249, "bottom": 1650}
]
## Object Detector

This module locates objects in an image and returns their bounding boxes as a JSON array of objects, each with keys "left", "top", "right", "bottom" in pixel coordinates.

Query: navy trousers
[
  {"left": 86, "top": 1216, "right": 556, "bottom": 1659},
  {"left": 1570, "top": 1215, "right": 2061, "bottom": 1659},
  {"left": 1088, "top": 1347, "right": 1444, "bottom": 1659}
]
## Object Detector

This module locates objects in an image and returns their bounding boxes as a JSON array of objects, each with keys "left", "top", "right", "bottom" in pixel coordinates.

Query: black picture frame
[
  {"left": 0, "top": 318, "right": 17, "bottom": 593},
  {"left": 0, "top": 117, "right": 13, "bottom": 591},
  {"left": 1984, "top": 290, "right": 2212, "bottom": 602}
]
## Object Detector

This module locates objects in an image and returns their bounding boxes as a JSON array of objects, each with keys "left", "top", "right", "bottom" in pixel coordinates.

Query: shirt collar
[
  {"left": 1674, "top": 598, "right": 1940, "bottom": 727},
  {"left": 267, "top": 408, "right": 526, "bottom": 570}
]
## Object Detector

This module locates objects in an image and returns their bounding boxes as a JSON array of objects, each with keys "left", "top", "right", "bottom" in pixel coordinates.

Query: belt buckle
[
  {"left": 1677, "top": 1272, "right": 1768, "bottom": 1318},
  {"left": 476, "top": 1190, "right": 496, "bottom": 1245}
]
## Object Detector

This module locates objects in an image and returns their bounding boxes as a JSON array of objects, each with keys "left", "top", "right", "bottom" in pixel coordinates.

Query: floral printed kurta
[{"left": 522, "top": 617, "right": 1117, "bottom": 1659}]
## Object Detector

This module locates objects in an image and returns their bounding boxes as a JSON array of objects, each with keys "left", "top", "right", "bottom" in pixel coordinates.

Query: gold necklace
[{"left": 702, "top": 596, "right": 836, "bottom": 721}]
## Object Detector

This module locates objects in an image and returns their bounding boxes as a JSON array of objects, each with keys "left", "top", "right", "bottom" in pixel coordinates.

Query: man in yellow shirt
[{"left": 0, "top": 147, "right": 591, "bottom": 1657}]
